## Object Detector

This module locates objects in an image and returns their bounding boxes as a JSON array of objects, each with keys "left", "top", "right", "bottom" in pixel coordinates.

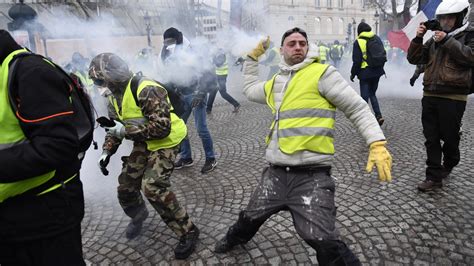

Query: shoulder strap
[
  {"left": 130, "top": 72, "right": 144, "bottom": 106},
  {"left": 130, "top": 72, "right": 171, "bottom": 106},
  {"left": 10, "top": 52, "right": 79, "bottom": 88},
  {"left": 8, "top": 52, "right": 34, "bottom": 113}
]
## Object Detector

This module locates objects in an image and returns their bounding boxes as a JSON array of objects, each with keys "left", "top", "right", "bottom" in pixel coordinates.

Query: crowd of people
[{"left": 0, "top": 0, "right": 471, "bottom": 264}]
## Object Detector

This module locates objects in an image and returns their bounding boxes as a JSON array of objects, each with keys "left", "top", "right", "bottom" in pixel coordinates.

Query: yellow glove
[
  {"left": 248, "top": 36, "right": 270, "bottom": 61},
  {"left": 366, "top": 140, "right": 393, "bottom": 182}
]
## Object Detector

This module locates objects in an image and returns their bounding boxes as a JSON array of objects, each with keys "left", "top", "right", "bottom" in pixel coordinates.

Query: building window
[
  {"left": 327, "top": 0, "right": 332, "bottom": 8},
  {"left": 315, "top": 0, "right": 320, "bottom": 7},
  {"left": 338, "top": 18, "right": 344, "bottom": 34},
  {"left": 315, "top": 17, "right": 321, "bottom": 34},
  {"left": 326, "top": 18, "right": 333, "bottom": 34},
  {"left": 338, "top": 0, "right": 343, "bottom": 8}
]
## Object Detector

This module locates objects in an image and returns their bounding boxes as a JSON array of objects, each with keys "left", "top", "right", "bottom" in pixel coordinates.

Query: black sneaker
[
  {"left": 417, "top": 180, "right": 442, "bottom": 192},
  {"left": 201, "top": 158, "right": 217, "bottom": 173},
  {"left": 174, "top": 158, "right": 194, "bottom": 169},
  {"left": 174, "top": 225, "right": 200, "bottom": 260},
  {"left": 377, "top": 116, "right": 385, "bottom": 126},
  {"left": 232, "top": 105, "right": 240, "bottom": 113}
]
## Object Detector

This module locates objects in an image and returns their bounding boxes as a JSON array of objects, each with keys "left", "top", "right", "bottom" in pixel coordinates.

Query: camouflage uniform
[{"left": 103, "top": 79, "right": 194, "bottom": 237}]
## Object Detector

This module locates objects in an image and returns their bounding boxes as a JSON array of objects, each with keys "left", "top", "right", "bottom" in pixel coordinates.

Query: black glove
[
  {"left": 98, "top": 151, "right": 111, "bottom": 176},
  {"left": 96, "top": 116, "right": 116, "bottom": 128},
  {"left": 409, "top": 76, "right": 417, "bottom": 87},
  {"left": 191, "top": 92, "right": 206, "bottom": 108},
  {"left": 234, "top": 57, "right": 245, "bottom": 66},
  {"left": 350, "top": 74, "right": 355, "bottom": 82}
]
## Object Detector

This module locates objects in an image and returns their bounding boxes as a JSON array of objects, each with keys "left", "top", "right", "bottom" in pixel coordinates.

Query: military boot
[
  {"left": 174, "top": 225, "right": 200, "bottom": 260},
  {"left": 125, "top": 206, "right": 149, "bottom": 239},
  {"left": 214, "top": 235, "right": 236, "bottom": 253},
  {"left": 417, "top": 180, "right": 442, "bottom": 192}
]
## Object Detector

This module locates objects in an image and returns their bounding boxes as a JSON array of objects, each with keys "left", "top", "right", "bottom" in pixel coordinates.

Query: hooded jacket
[
  {"left": 159, "top": 34, "right": 214, "bottom": 96},
  {"left": 351, "top": 23, "right": 385, "bottom": 80},
  {"left": 0, "top": 30, "right": 84, "bottom": 242},
  {"left": 243, "top": 43, "right": 385, "bottom": 166}
]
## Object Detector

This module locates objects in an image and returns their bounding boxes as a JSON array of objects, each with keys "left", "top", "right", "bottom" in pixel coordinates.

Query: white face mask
[{"left": 166, "top": 44, "right": 176, "bottom": 53}]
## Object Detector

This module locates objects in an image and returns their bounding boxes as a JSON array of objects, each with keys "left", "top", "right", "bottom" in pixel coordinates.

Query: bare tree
[{"left": 368, "top": 0, "right": 417, "bottom": 30}]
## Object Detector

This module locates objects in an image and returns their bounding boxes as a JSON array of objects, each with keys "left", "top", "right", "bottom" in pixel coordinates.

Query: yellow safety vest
[
  {"left": 110, "top": 77, "right": 187, "bottom": 151},
  {"left": 319, "top": 45, "right": 329, "bottom": 61},
  {"left": 356, "top": 31, "right": 375, "bottom": 69},
  {"left": 331, "top": 44, "right": 343, "bottom": 58},
  {"left": 74, "top": 71, "right": 94, "bottom": 88},
  {"left": 0, "top": 49, "right": 77, "bottom": 203},
  {"left": 263, "top": 63, "right": 336, "bottom": 155},
  {"left": 215, "top": 57, "right": 228, "bottom": 76}
]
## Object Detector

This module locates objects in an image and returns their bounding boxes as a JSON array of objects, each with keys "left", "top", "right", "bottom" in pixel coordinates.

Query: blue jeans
[
  {"left": 206, "top": 75, "right": 240, "bottom": 112},
  {"left": 359, "top": 77, "right": 382, "bottom": 118},
  {"left": 179, "top": 93, "right": 215, "bottom": 160}
]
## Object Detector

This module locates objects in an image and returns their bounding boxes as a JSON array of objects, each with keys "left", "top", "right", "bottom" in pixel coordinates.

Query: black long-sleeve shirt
[{"left": 0, "top": 33, "right": 80, "bottom": 183}]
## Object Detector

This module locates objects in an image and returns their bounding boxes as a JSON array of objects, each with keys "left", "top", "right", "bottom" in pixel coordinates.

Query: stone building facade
[{"left": 240, "top": 0, "right": 381, "bottom": 45}]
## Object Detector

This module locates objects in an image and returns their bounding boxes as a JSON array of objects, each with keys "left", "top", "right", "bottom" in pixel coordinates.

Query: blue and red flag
[{"left": 387, "top": 0, "right": 442, "bottom": 52}]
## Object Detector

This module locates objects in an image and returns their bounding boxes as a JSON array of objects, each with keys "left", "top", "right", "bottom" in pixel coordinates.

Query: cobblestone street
[{"left": 80, "top": 97, "right": 474, "bottom": 265}]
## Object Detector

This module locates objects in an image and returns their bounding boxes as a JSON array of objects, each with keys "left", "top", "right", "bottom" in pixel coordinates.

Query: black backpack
[
  {"left": 8, "top": 52, "right": 96, "bottom": 158},
  {"left": 361, "top": 36, "right": 387, "bottom": 68},
  {"left": 330, "top": 46, "right": 342, "bottom": 59},
  {"left": 130, "top": 72, "right": 185, "bottom": 118}
]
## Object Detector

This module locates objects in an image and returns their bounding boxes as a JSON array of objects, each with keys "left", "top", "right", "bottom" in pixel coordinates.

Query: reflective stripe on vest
[
  {"left": 356, "top": 31, "right": 375, "bottom": 69},
  {"left": 111, "top": 78, "right": 187, "bottom": 151},
  {"left": 215, "top": 57, "right": 228, "bottom": 76},
  {"left": 263, "top": 63, "right": 336, "bottom": 155},
  {"left": 0, "top": 49, "right": 56, "bottom": 203}
]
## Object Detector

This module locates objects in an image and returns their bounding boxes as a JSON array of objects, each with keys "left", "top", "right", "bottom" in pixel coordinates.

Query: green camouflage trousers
[{"left": 117, "top": 142, "right": 193, "bottom": 237}]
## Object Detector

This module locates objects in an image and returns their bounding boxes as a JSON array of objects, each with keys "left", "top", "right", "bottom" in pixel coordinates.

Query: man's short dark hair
[{"left": 281, "top": 27, "right": 308, "bottom": 46}]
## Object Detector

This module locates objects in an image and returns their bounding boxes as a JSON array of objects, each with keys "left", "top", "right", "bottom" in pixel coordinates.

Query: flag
[{"left": 387, "top": 0, "right": 442, "bottom": 52}]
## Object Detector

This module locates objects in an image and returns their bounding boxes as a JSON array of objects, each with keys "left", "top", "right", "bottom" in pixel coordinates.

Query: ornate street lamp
[
  {"left": 8, "top": 0, "right": 39, "bottom": 51},
  {"left": 374, "top": 10, "right": 380, "bottom": 35},
  {"left": 352, "top": 18, "right": 356, "bottom": 40},
  {"left": 144, "top": 11, "right": 152, "bottom": 47}
]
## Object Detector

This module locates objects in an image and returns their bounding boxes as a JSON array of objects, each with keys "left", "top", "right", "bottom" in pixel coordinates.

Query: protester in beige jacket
[{"left": 214, "top": 27, "right": 392, "bottom": 265}]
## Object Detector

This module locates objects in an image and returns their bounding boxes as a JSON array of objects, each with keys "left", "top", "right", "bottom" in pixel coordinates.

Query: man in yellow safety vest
[
  {"left": 89, "top": 53, "right": 199, "bottom": 260},
  {"left": 214, "top": 27, "right": 393, "bottom": 265},
  {"left": 0, "top": 30, "right": 86, "bottom": 265}
]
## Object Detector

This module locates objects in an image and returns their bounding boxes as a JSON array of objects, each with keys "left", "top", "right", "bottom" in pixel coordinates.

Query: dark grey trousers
[{"left": 225, "top": 165, "right": 360, "bottom": 265}]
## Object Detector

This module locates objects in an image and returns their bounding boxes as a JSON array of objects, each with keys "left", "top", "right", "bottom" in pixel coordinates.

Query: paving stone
[{"left": 81, "top": 99, "right": 474, "bottom": 264}]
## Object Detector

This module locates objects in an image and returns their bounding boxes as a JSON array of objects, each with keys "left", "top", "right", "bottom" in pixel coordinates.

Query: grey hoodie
[{"left": 242, "top": 43, "right": 385, "bottom": 166}]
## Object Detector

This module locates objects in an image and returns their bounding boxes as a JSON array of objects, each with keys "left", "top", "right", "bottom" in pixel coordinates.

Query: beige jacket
[{"left": 243, "top": 43, "right": 385, "bottom": 166}]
